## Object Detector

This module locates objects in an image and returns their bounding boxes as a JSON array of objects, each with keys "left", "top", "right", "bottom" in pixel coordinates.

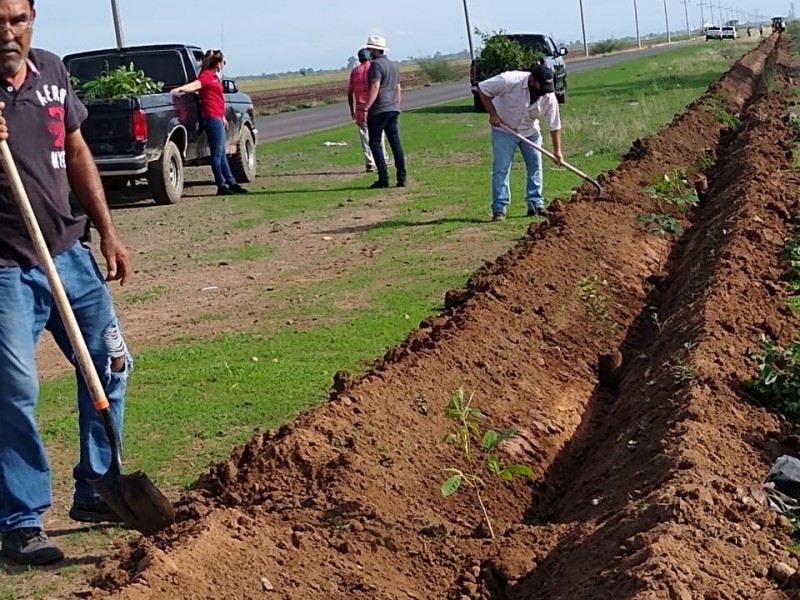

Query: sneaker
[
  {"left": 1, "top": 528, "right": 64, "bottom": 566},
  {"left": 396, "top": 180, "right": 407, "bottom": 188},
  {"left": 69, "top": 500, "right": 122, "bottom": 524},
  {"left": 492, "top": 212, "right": 506, "bottom": 222},
  {"left": 229, "top": 184, "right": 248, "bottom": 194},
  {"left": 369, "top": 181, "right": 389, "bottom": 189},
  {"left": 365, "top": 166, "right": 375, "bottom": 173},
  {"left": 217, "top": 185, "right": 234, "bottom": 196}
]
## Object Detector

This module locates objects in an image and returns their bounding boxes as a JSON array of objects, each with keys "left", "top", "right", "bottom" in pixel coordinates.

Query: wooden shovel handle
[{"left": 0, "top": 140, "right": 110, "bottom": 411}]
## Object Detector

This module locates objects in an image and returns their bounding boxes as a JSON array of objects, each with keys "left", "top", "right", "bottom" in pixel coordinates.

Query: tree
[
  {"left": 347, "top": 55, "right": 358, "bottom": 70},
  {"left": 474, "top": 29, "right": 544, "bottom": 80}
]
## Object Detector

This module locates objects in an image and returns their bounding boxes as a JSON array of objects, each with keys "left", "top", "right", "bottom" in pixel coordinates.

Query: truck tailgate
[{"left": 81, "top": 97, "right": 140, "bottom": 157}]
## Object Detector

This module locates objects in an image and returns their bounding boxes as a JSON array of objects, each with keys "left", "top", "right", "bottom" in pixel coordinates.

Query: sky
[{"left": 33, "top": 0, "right": 791, "bottom": 77}]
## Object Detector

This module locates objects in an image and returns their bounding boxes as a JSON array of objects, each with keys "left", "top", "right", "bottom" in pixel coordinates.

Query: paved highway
[{"left": 254, "top": 40, "right": 699, "bottom": 143}]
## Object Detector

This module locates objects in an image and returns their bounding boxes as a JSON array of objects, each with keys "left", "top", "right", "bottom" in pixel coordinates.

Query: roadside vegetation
[{"left": 1, "top": 38, "right": 760, "bottom": 600}]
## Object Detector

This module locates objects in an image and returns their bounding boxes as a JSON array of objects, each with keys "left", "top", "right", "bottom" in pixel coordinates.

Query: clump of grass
[
  {"left": 745, "top": 334, "right": 800, "bottom": 418},
  {"left": 416, "top": 57, "right": 457, "bottom": 83},
  {"left": 590, "top": 39, "right": 624, "bottom": 55}
]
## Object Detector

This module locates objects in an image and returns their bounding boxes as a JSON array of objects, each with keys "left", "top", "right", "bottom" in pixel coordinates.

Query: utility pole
[
  {"left": 681, "top": 0, "right": 691, "bottom": 34},
  {"left": 634, "top": 0, "right": 642, "bottom": 47},
  {"left": 663, "top": 0, "right": 672, "bottom": 42},
  {"left": 110, "top": 0, "right": 125, "bottom": 49},
  {"left": 461, "top": 0, "right": 475, "bottom": 62},
  {"left": 579, "top": 0, "right": 590, "bottom": 57},
  {"left": 698, "top": 0, "right": 706, "bottom": 28}
]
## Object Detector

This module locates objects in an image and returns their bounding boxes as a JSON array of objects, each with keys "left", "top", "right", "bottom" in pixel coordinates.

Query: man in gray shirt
[{"left": 361, "top": 35, "right": 407, "bottom": 188}]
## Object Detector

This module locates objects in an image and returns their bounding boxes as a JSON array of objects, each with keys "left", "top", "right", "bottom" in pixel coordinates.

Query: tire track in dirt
[{"left": 84, "top": 36, "right": 794, "bottom": 600}]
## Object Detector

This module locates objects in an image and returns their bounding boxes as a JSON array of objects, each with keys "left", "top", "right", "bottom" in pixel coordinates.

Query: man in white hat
[{"left": 361, "top": 35, "right": 407, "bottom": 188}]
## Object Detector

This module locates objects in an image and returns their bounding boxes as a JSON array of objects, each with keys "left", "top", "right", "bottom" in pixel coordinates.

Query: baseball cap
[{"left": 530, "top": 64, "right": 555, "bottom": 94}]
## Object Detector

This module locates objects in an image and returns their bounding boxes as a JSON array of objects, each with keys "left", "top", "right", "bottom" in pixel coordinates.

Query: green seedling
[
  {"left": 745, "top": 334, "right": 800, "bottom": 418},
  {"left": 578, "top": 275, "right": 617, "bottom": 347},
  {"left": 441, "top": 387, "right": 533, "bottom": 539},
  {"left": 642, "top": 168, "right": 699, "bottom": 214},
  {"left": 697, "top": 149, "right": 715, "bottom": 170},
  {"left": 635, "top": 213, "right": 685, "bottom": 237}
]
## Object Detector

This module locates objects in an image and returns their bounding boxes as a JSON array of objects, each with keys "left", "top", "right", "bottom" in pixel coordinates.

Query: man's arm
[
  {"left": 65, "top": 129, "right": 131, "bottom": 284},
  {"left": 550, "top": 129, "right": 563, "bottom": 164},
  {"left": 477, "top": 86, "right": 503, "bottom": 128},
  {"left": 396, "top": 83, "right": 401, "bottom": 106},
  {"left": 364, "top": 80, "right": 380, "bottom": 114}
]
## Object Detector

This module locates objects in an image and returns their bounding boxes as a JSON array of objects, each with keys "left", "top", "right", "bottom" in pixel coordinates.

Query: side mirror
[
  {"left": 559, "top": 47, "right": 569, "bottom": 56},
  {"left": 222, "top": 79, "right": 238, "bottom": 94}
]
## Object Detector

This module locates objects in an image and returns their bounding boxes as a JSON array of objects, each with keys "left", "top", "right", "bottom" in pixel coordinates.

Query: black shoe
[
  {"left": 1, "top": 528, "right": 64, "bottom": 566},
  {"left": 396, "top": 180, "right": 407, "bottom": 188},
  {"left": 69, "top": 500, "right": 122, "bottom": 524},
  {"left": 217, "top": 185, "right": 234, "bottom": 196},
  {"left": 527, "top": 207, "right": 549, "bottom": 217},
  {"left": 230, "top": 184, "right": 248, "bottom": 194},
  {"left": 369, "top": 181, "right": 389, "bottom": 189},
  {"left": 365, "top": 166, "right": 375, "bottom": 173}
]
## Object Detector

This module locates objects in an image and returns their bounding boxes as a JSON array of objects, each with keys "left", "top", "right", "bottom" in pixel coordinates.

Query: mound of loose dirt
[{"left": 85, "top": 36, "right": 800, "bottom": 600}]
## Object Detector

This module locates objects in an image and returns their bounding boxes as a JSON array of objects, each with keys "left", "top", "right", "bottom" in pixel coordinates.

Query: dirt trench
[{"left": 85, "top": 35, "right": 800, "bottom": 600}]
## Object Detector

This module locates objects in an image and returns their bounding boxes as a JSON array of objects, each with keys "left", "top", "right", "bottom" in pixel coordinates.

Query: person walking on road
[
  {"left": 0, "top": 0, "right": 134, "bottom": 567},
  {"left": 172, "top": 49, "right": 248, "bottom": 196},
  {"left": 477, "top": 64, "right": 563, "bottom": 222},
  {"left": 348, "top": 48, "right": 388, "bottom": 173},
  {"left": 361, "top": 35, "right": 407, "bottom": 188}
]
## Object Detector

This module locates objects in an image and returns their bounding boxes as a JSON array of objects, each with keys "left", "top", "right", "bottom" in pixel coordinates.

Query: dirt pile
[{"left": 87, "top": 36, "right": 800, "bottom": 599}]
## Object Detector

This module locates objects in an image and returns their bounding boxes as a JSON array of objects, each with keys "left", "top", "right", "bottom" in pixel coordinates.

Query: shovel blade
[{"left": 92, "top": 463, "right": 175, "bottom": 536}]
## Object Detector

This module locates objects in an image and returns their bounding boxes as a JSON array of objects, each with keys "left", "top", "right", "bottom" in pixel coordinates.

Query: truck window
[
  {"left": 66, "top": 49, "right": 189, "bottom": 90},
  {"left": 507, "top": 35, "right": 550, "bottom": 56}
]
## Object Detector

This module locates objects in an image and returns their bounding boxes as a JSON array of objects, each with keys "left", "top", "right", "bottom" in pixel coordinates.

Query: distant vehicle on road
[
  {"left": 722, "top": 26, "right": 737, "bottom": 39},
  {"left": 772, "top": 16, "right": 786, "bottom": 31},
  {"left": 705, "top": 26, "right": 723, "bottom": 40}
]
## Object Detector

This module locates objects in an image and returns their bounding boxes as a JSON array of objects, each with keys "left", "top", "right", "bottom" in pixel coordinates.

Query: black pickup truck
[
  {"left": 62, "top": 43, "right": 258, "bottom": 205},
  {"left": 470, "top": 33, "right": 569, "bottom": 112}
]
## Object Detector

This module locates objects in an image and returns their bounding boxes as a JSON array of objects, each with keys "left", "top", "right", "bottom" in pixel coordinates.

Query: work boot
[
  {"left": 217, "top": 185, "right": 234, "bottom": 196},
  {"left": 69, "top": 500, "right": 122, "bottom": 524},
  {"left": 369, "top": 180, "right": 389, "bottom": 189},
  {"left": 230, "top": 184, "right": 248, "bottom": 194},
  {"left": 492, "top": 212, "right": 506, "bottom": 222},
  {"left": 1, "top": 528, "right": 64, "bottom": 566}
]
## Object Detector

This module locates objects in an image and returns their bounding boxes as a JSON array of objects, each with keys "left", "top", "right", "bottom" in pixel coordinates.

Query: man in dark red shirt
[
  {"left": 0, "top": 0, "right": 134, "bottom": 566},
  {"left": 348, "top": 48, "right": 387, "bottom": 172}
]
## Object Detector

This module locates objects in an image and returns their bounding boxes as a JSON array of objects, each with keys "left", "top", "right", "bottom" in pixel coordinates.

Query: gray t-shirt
[
  {"left": 0, "top": 48, "right": 88, "bottom": 267},
  {"left": 367, "top": 55, "right": 400, "bottom": 115}
]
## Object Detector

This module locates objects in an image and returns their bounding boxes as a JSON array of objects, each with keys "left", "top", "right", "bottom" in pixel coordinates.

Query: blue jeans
[
  {"left": 367, "top": 111, "right": 407, "bottom": 184},
  {"left": 491, "top": 127, "right": 544, "bottom": 214},
  {"left": 204, "top": 116, "right": 237, "bottom": 188},
  {"left": 0, "top": 241, "right": 131, "bottom": 533}
]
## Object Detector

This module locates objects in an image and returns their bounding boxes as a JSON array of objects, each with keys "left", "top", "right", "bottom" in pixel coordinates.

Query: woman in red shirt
[{"left": 171, "top": 50, "right": 247, "bottom": 196}]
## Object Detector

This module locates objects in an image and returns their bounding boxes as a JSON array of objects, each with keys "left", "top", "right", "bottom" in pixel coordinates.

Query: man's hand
[
  {"left": 100, "top": 233, "right": 131, "bottom": 286},
  {"left": 553, "top": 149, "right": 564, "bottom": 165},
  {"left": 489, "top": 114, "right": 504, "bottom": 128},
  {"left": 0, "top": 102, "right": 7, "bottom": 141},
  {"left": 223, "top": 116, "right": 229, "bottom": 129}
]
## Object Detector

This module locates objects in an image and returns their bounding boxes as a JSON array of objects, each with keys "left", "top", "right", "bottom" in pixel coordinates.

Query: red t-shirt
[{"left": 197, "top": 69, "right": 225, "bottom": 118}]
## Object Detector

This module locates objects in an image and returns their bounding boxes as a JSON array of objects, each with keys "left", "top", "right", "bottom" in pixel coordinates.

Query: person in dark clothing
[
  {"left": 361, "top": 35, "right": 407, "bottom": 188},
  {"left": 0, "top": 0, "right": 134, "bottom": 567}
]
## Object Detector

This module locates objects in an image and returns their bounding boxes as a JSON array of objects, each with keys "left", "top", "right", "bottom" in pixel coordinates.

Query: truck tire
[
  {"left": 556, "top": 81, "right": 567, "bottom": 105},
  {"left": 148, "top": 140, "right": 184, "bottom": 205},
  {"left": 229, "top": 126, "right": 257, "bottom": 183},
  {"left": 473, "top": 92, "right": 486, "bottom": 113}
]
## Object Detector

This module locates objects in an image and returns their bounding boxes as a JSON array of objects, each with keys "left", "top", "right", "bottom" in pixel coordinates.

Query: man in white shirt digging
[{"left": 477, "top": 65, "right": 563, "bottom": 222}]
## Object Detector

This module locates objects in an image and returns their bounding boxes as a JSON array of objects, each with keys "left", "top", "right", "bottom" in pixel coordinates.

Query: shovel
[
  {"left": 0, "top": 139, "right": 175, "bottom": 536},
  {"left": 499, "top": 124, "right": 603, "bottom": 194}
]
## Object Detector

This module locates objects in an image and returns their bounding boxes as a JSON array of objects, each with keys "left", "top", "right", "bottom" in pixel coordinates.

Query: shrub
[
  {"left": 78, "top": 62, "right": 163, "bottom": 100},
  {"left": 416, "top": 58, "right": 457, "bottom": 83},
  {"left": 590, "top": 39, "right": 624, "bottom": 56},
  {"left": 474, "top": 29, "right": 543, "bottom": 80},
  {"left": 745, "top": 335, "right": 800, "bottom": 418}
]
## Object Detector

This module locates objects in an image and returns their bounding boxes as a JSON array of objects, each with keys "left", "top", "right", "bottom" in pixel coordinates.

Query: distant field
[{"left": 237, "top": 59, "right": 471, "bottom": 93}]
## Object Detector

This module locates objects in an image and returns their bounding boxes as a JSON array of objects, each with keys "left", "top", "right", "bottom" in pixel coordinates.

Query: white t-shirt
[{"left": 478, "top": 70, "right": 562, "bottom": 137}]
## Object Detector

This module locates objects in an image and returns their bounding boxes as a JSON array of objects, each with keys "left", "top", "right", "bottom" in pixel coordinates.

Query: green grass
[
  {"left": 40, "top": 39, "right": 752, "bottom": 507},
  {"left": 123, "top": 285, "right": 168, "bottom": 305}
]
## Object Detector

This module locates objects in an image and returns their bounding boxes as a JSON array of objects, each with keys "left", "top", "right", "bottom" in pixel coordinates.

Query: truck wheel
[
  {"left": 148, "top": 140, "right": 184, "bottom": 205},
  {"left": 556, "top": 82, "right": 568, "bottom": 105},
  {"left": 230, "top": 126, "right": 257, "bottom": 183},
  {"left": 473, "top": 93, "right": 486, "bottom": 113}
]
